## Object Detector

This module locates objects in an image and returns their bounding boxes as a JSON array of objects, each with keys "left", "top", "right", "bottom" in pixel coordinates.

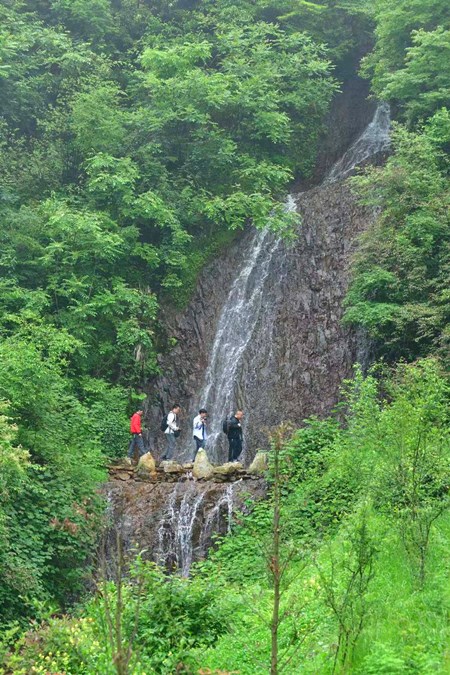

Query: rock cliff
[
  {"left": 144, "top": 181, "right": 373, "bottom": 463},
  {"left": 143, "top": 85, "right": 387, "bottom": 464},
  {"left": 104, "top": 470, "right": 266, "bottom": 577}
]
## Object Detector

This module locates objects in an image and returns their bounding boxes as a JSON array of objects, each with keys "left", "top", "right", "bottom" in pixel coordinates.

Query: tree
[{"left": 344, "top": 115, "right": 450, "bottom": 366}]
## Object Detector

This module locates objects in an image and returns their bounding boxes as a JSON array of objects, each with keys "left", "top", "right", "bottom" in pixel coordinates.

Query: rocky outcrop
[
  {"left": 193, "top": 449, "right": 214, "bottom": 479},
  {"left": 144, "top": 180, "right": 373, "bottom": 463},
  {"left": 104, "top": 472, "right": 266, "bottom": 576},
  {"left": 141, "top": 84, "right": 387, "bottom": 464},
  {"left": 248, "top": 452, "right": 268, "bottom": 474},
  {"left": 136, "top": 452, "right": 156, "bottom": 475},
  {"left": 108, "top": 458, "right": 264, "bottom": 484}
]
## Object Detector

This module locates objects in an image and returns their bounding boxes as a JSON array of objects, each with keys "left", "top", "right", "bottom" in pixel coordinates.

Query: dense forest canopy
[
  {"left": 344, "top": 0, "right": 450, "bottom": 364},
  {"left": 0, "top": 0, "right": 370, "bottom": 630},
  {"left": 0, "top": 0, "right": 369, "bottom": 393},
  {"left": 0, "top": 0, "right": 449, "bottom": 672}
]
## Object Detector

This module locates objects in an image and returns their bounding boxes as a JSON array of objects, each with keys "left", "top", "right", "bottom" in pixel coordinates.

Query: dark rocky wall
[
  {"left": 143, "top": 233, "right": 253, "bottom": 456},
  {"left": 142, "top": 80, "right": 377, "bottom": 463},
  {"left": 144, "top": 181, "right": 373, "bottom": 462},
  {"left": 305, "top": 75, "right": 375, "bottom": 187},
  {"left": 104, "top": 477, "right": 266, "bottom": 575}
]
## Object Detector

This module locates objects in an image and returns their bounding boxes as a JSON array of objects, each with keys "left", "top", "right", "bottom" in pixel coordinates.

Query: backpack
[
  {"left": 222, "top": 417, "right": 230, "bottom": 435},
  {"left": 160, "top": 414, "right": 168, "bottom": 432}
]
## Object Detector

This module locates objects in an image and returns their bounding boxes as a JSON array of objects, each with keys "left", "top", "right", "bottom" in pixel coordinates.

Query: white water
[
  {"left": 196, "top": 197, "right": 297, "bottom": 464},
  {"left": 325, "top": 102, "right": 391, "bottom": 182},
  {"left": 157, "top": 482, "right": 206, "bottom": 576},
  {"left": 194, "top": 103, "right": 390, "bottom": 464},
  {"left": 201, "top": 482, "right": 237, "bottom": 547},
  {"left": 156, "top": 481, "right": 239, "bottom": 576}
]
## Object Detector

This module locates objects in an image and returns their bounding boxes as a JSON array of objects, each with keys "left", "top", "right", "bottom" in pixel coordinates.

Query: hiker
[
  {"left": 127, "top": 408, "right": 145, "bottom": 462},
  {"left": 192, "top": 408, "right": 208, "bottom": 460},
  {"left": 226, "top": 409, "right": 244, "bottom": 462},
  {"left": 161, "top": 404, "right": 181, "bottom": 461}
]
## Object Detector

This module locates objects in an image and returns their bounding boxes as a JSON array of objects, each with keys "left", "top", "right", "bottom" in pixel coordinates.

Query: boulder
[
  {"left": 212, "top": 461, "right": 243, "bottom": 476},
  {"left": 160, "top": 460, "right": 184, "bottom": 473},
  {"left": 248, "top": 452, "right": 268, "bottom": 474},
  {"left": 115, "top": 471, "right": 132, "bottom": 481},
  {"left": 137, "top": 452, "right": 156, "bottom": 474},
  {"left": 193, "top": 449, "right": 214, "bottom": 479}
]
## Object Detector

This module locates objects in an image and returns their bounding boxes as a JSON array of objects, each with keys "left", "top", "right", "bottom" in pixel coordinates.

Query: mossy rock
[
  {"left": 193, "top": 449, "right": 214, "bottom": 479},
  {"left": 212, "top": 461, "right": 243, "bottom": 476},
  {"left": 248, "top": 452, "right": 268, "bottom": 474},
  {"left": 137, "top": 452, "right": 156, "bottom": 474},
  {"left": 160, "top": 460, "right": 184, "bottom": 473}
]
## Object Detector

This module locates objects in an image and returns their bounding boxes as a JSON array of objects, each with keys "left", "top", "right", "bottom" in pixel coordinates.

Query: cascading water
[
  {"left": 325, "top": 102, "right": 391, "bottom": 182},
  {"left": 104, "top": 476, "right": 261, "bottom": 578},
  {"left": 196, "top": 198, "right": 296, "bottom": 464},
  {"left": 157, "top": 482, "right": 205, "bottom": 576},
  {"left": 105, "top": 97, "right": 392, "bottom": 581},
  {"left": 191, "top": 103, "right": 390, "bottom": 464},
  {"left": 200, "top": 482, "right": 237, "bottom": 552},
  {"left": 154, "top": 479, "right": 257, "bottom": 577}
]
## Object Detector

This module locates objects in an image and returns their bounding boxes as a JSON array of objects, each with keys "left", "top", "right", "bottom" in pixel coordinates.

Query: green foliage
[
  {"left": 198, "top": 360, "right": 450, "bottom": 673},
  {"left": 361, "top": 0, "right": 450, "bottom": 124},
  {"left": 344, "top": 118, "right": 450, "bottom": 365},
  {"left": 349, "top": 1, "right": 450, "bottom": 368},
  {"left": 2, "top": 360, "right": 450, "bottom": 673},
  {"left": 379, "top": 27, "right": 450, "bottom": 126},
  {"left": 3, "top": 561, "right": 231, "bottom": 674},
  {"left": 0, "top": 0, "right": 361, "bottom": 636},
  {"left": 0, "top": 331, "right": 108, "bottom": 627},
  {"left": 0, "top": 0, "right": 347, "bottom": 403}
]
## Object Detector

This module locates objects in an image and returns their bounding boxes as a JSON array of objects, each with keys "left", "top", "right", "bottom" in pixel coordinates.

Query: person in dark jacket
[
  {"left": 226, "top": 409, "right": 244, "bottom": 462},
  {"left": 127, "top": 408, "right": 145, "bottom": 462}
]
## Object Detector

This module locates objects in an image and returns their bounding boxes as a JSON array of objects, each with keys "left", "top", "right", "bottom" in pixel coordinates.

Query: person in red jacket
[{"left": 127, "top": 408, "right": 145, "bottom": 462}]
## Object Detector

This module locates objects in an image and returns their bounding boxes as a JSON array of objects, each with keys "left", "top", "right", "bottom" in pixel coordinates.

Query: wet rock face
[
  {"left": 144, "top": 181, "right": 373, "bottom": 463},
  {"left": 242, "top": 183, "right": 371, "bottom": 453},
  {"left": 144, "top": 228, "right": 257, "bottom": 460},
  {"left": 306, "top": 75, "right": 375, "bottom": 186},
  {"left": 104, "top": 476, "right": 266, "bottom": 576}
]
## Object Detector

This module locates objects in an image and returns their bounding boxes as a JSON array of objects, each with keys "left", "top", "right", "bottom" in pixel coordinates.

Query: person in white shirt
[
  {"left": 162, "top": 404, "right": 181, "bottom": 460},
  {"left": 192, "top": 408, "right": 208, "bottom": 461}
]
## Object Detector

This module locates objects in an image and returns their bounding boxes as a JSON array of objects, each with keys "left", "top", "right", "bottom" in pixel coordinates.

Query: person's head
[
  {"left": 172, "top": 404, "right": 181, "bottom": 414},
  {"left": 199, "top": 408, "right": 208, "bottom": 420},
  {"left": 235, "top": 409, "right": 244, "bottom": 421},
  {"left": 136, "top": 409, "right": 144, "bottom": 417}
]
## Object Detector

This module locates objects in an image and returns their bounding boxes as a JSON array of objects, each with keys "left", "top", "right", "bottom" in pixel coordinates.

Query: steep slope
[{"left": 144, "top": 99, "right": 389, "bottom": 463}]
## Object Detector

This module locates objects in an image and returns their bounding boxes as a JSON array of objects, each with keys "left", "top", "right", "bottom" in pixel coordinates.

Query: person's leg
[
  {"left": 165, "top": 433, "right": 176, "bottom": 460},
  {"left": 171, "top": 434, "right": 177, "bottom": 460},
  {"left": 228, "top": 437, "right": 234, "bottom": 463},
  {"left": 193, "top": 437, "right": 202, "bottom": 461},
  {"left": 231, "top": 438, "right": 242, "bottom": 462},
  {"left": 127, "top": 435, "right": 136, "bottom": 458},
  {"left": 137, "top": 434, "right": 146, "bottom": 457},
  {"left": 235, "top": 439, "right": 243, "bottom": 462}
]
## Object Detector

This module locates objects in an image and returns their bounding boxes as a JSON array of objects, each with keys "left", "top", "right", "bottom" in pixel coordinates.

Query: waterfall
[
  {"left": 200, "top": 482, "right": 237, "bottom": 550},
  {"left": 197, "top": 229, "right": 278, "bottom": 463},
  {"left": 192, "top": 102, "right": 390, "bottom": 464},
  {"left": 155, "top": 481, "right": 242, "bottom": 576},
  {"left": 196, "top": 197, "right": 296, "bottom": 464},
  {"left": 104, "top": 475, "right": 264, "bottom": 578},
  {"left": 106, "top": 101, "right": 391, "bottom": 581},
  {"left": 157, "top": 482, "right": 204, "bottom": 576},
  {"left": 325, "top": 102, "right": 391, "bottom": 183}
]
